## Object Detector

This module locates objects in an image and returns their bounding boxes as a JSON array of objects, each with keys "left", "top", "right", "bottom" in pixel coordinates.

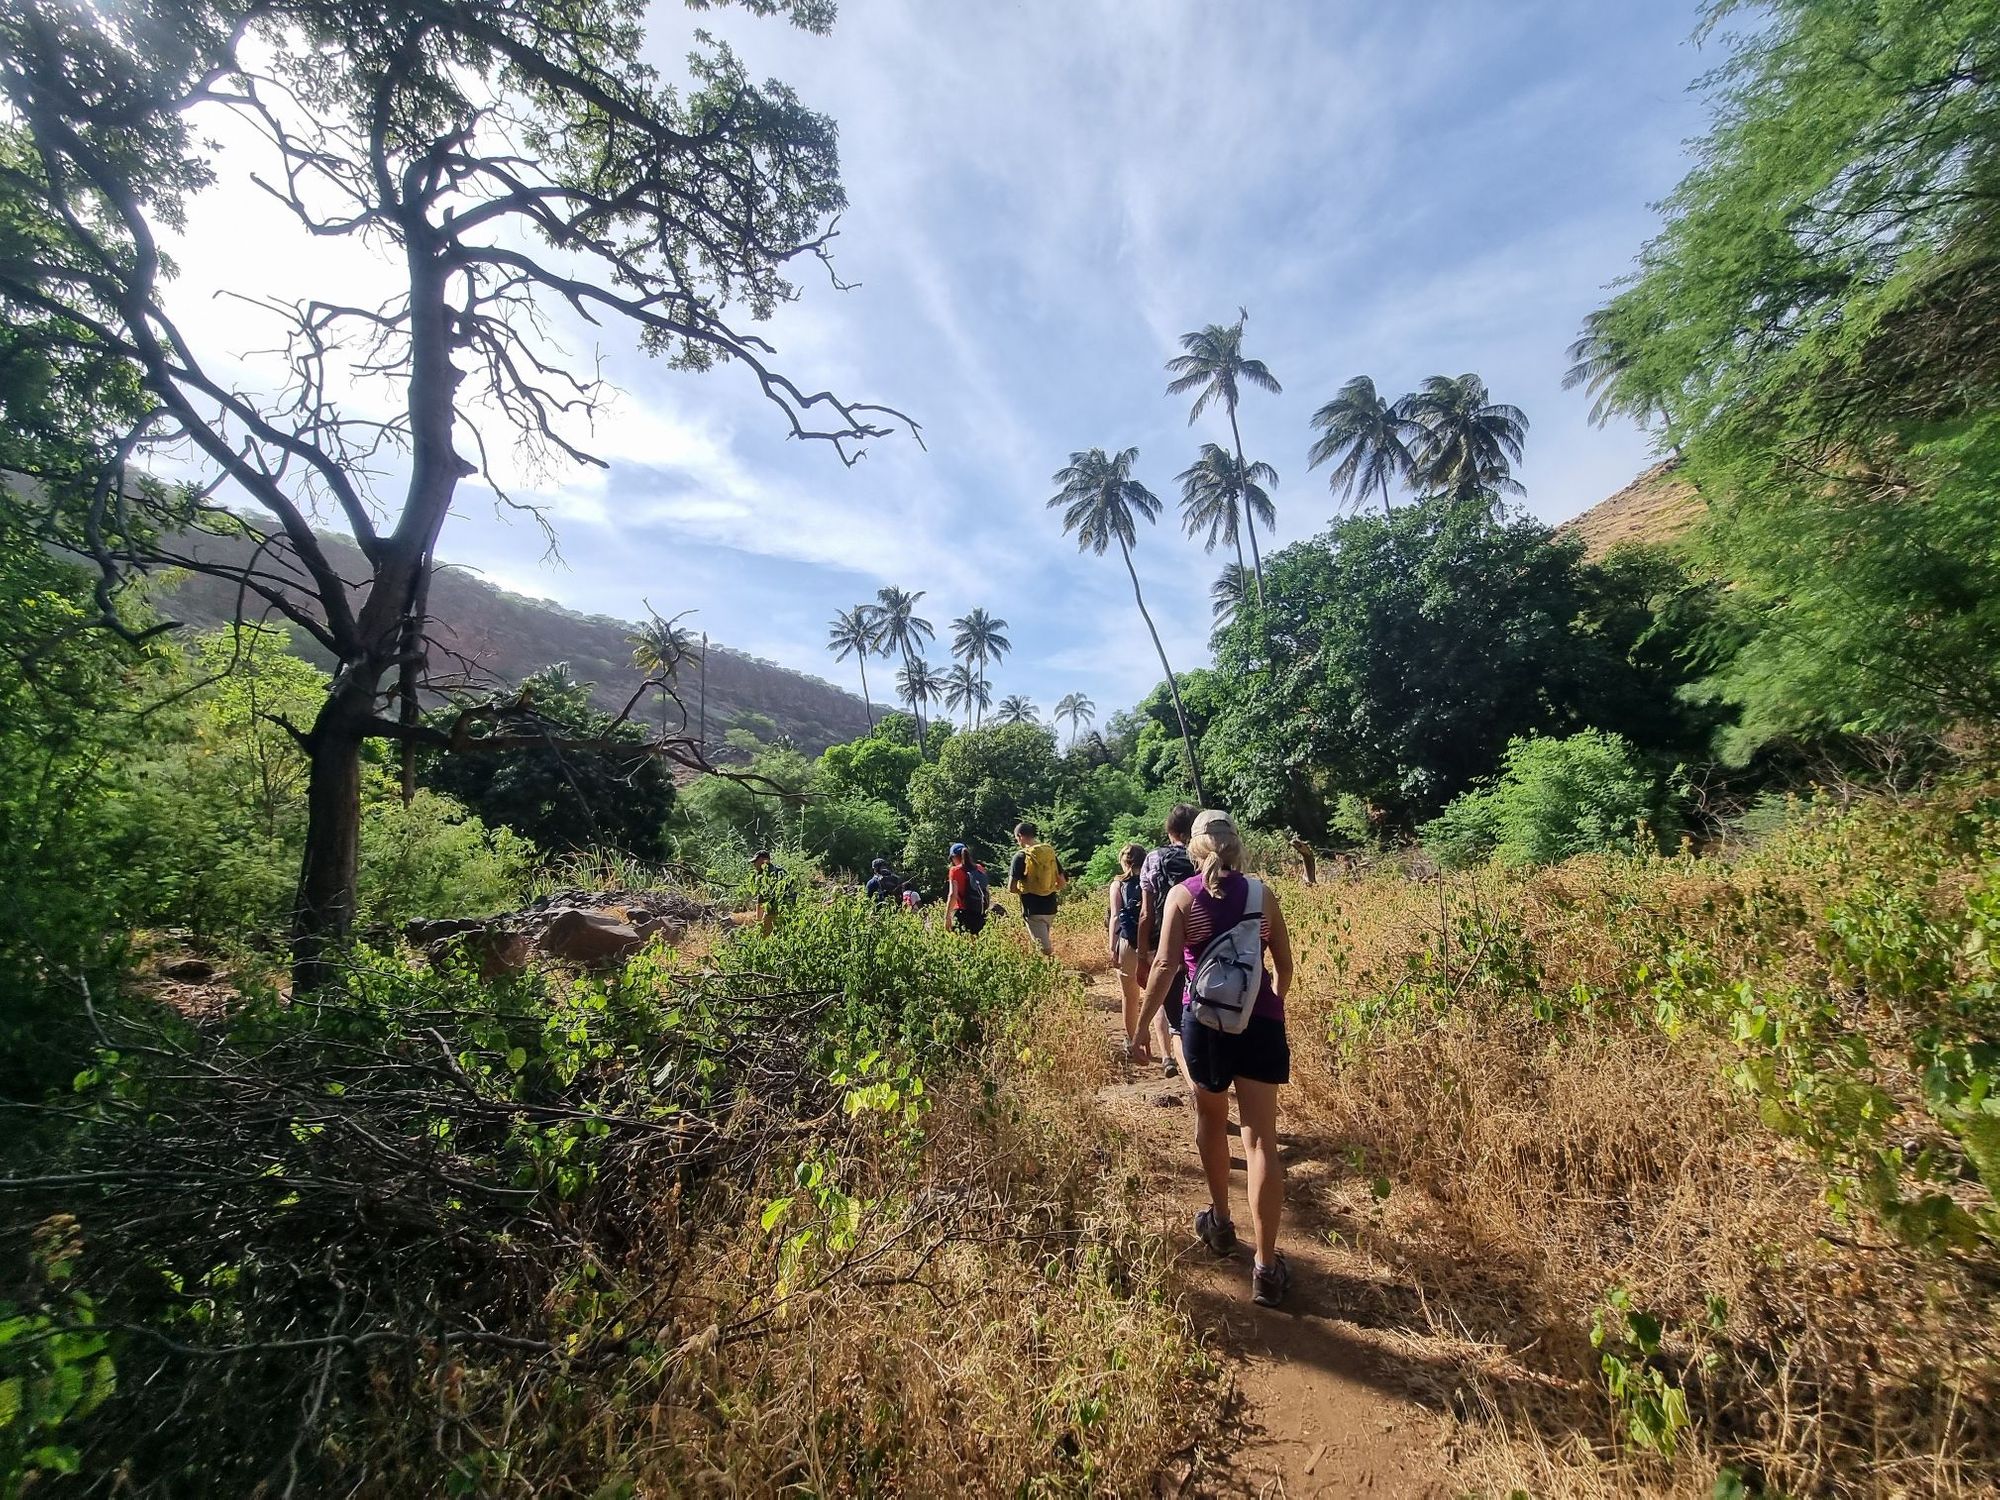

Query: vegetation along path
[{"left": 1087, "top": 974, "right": 1449, "bottom": 1498}]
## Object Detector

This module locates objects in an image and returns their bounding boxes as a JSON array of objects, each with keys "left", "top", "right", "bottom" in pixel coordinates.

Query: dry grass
[
  {"left": 343, "top": 972, "right": 1216, "bottom": 1497},
  {"left": 1054, "top": 789, "right": 2000, "bottom": 1497}
]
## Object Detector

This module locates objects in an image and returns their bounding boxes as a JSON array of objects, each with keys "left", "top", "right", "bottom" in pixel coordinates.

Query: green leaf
[
  {"left": 0, "top": 1375, "right": 22, "bottom": 1429},
  {"left": 506, "top": 1047, "right": 528, "bottom": 1072},
  {"left": 760, "top": 1196, "right": 793, "bottom": 1232}
]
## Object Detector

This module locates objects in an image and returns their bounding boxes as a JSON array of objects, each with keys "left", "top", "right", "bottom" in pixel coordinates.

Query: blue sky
[{"left": 164, "top": 0, "right": 1718, "bottom": 721}]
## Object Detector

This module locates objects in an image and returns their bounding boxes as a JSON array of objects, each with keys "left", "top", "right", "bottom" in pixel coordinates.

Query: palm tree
[
  {"left": 1211, "top": 562, "right": 1254, "bottom": 627},
  {"left": 1176, "top": 443, "right": 1277, "bottom": 580},
  {"left": 994, "top": 694, "right": 1038, "bottom": 726},
  {"left": 628, "top": 610, "right": 699, "bottom": 732},
  {"left": 1164, "top": 309, "right": 1281, "bottom": 605},
  {"left": 1053, "top": 691, "right": 1096, "bottom": 752},
  {"left": 1047, "top": 446, "right": 1206, "bottom": 803},
  {"left": 873, "top": 584, "right": 934, "bottom": 676},
  {"left": 950, "top": 607, "right": 1010, "bottom": 727},
  {"left": 826, "top": 604, "right": 883, "bottom": 728},
  {"left": 1563, "top": 309, "right": 1678, "bottom": 450},
  {"left": 1402, "top": 373, "right": 1529, "bottom": 513},
  {"left": 1307, "top": 375, "right": 1420, "bottom": 521},
  {"left": 943, "top": 661, "right": 990, "bottom": 727},
  {"left": 895, "top": 656, "right": 942, "bottom": 736}
]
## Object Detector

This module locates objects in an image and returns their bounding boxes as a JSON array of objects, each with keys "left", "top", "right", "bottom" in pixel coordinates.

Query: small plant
[{"left": 1590, "top": 1286, "right": 1692, "bottom": 1459}]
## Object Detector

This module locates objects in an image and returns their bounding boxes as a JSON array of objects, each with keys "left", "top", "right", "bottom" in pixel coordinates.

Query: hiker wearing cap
[
  {"left": 1137, "top": 809, "right": 1295, "bottom": 1308},
  {"left": 946, "top": 842, "right": 989, "bottom": 936},
  {"left": 1007, "top": 820, "right": 1067, "bottom": 956}
]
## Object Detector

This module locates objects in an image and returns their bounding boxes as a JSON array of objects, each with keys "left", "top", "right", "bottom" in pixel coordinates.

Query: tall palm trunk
[
  {"left": 857, "top": 653, "right": 875, "bottom": 729},
  {"left": 1118, "top": 537, "right": 1206, "bottom": 805},
  {"left": 1227, "top": 403, "right": 1265, "bottom": 608}
]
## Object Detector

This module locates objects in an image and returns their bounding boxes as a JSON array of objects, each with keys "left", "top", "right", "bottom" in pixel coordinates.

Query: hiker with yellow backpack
[{"left": 1007, "top": 820, "right": 1067, "bottom": 955}]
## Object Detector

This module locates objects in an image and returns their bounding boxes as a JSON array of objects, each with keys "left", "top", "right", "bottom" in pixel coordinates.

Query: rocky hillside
[
  {"left": 150, "top": 527, "right": 871, "bottom": 753},
  {"left": 1555, "top": 458, "right": 1703, "bottom": 558}
]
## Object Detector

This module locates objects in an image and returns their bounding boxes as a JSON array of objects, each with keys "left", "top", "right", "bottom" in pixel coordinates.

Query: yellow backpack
[{"left": 1020, "top": 843, "right": 1064, "bottom": 898}]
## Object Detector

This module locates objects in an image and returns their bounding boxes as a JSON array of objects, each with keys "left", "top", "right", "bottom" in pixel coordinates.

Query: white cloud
[{"left": 144, "top": 0, "right": 1713, "bottom": 712}]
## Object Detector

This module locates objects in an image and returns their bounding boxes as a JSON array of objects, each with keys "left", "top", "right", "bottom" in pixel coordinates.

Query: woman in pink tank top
[{"left": 1136, "top": 809, "right": 1294, "bottom": 1308}]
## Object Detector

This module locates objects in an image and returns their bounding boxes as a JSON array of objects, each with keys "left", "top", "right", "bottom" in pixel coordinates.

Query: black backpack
[
  {"left": 1142, "top": 844, "right": 1197, "bottom": 948},
  {"left": 1118, "top": 874, "right": 1142, "bottom": 930},
  {"left": 965, "top": 862, "right": 991, "bottom": 910}
]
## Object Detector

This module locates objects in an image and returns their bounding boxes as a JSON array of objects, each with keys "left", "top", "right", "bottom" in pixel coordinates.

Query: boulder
[
  {"left": 428, "top": 927, "right": 533, "bottom": 981},
  {"left": 404, "top": 916, "right": 487, "bottom": 948},
  {"left": 538, "top": 908, "right": 647, "bottom": 966},
  {"left": 634, "top": 917, "right": 686, "bottom": 946}
]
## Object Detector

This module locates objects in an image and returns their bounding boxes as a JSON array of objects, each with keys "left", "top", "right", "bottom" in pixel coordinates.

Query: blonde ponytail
[{"left": 1187, "top": 809, "right": 1244, "bottom": 897}]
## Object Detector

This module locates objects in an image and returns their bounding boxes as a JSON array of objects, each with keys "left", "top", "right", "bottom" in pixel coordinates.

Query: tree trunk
[
  {"left": 858, "top": 652, "right": 875, "bottom": 729},
  {"left": 397, "top": 562, "right": 431, "bottom": 805},
  {"left": 1228, "top": 404, "right": 1266, "bottom": 609},
  {"left": 1119, "top": 538, "right": 1206, "bottom": 805},
  {"left": 292, "top": 677, "right": 375, "bottom": 991}
]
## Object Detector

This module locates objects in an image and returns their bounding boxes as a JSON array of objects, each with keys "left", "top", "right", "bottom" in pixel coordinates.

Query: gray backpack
[{"left": 1189, "top": 879, "right": 1264, "bottom": 1035}]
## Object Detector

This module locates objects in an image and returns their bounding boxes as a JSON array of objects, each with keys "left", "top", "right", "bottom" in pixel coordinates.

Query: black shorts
[
  {"left": 1180, "top": 1012, "right": 1290, "bottom": 1092},
  {"left": 1161, "top": 969, "right": 1187, "bottom": 1031},
  {"left": 949, "top": 905, "right": 985, "bottom": 935}
]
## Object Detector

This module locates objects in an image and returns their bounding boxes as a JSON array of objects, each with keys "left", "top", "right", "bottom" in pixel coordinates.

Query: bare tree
[{"left": 0, "top": 0, "right": 915, "bottom": 985}]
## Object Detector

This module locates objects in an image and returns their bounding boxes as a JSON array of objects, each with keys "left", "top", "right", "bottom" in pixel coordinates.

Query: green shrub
[
  {"left": 1423, "top": 730, "right": 1663, "bottom": 869},
  {"left": 356, "top": 789, "right": 536, "bottom": 926},
  {"left": 718, "top": 893, "right": 1059, "bottom": 1065}
]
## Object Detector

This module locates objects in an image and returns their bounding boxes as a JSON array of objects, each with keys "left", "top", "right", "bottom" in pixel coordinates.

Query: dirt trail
[{"left": 1088, "top": 976, "right": 1452, "bottom": 1498}]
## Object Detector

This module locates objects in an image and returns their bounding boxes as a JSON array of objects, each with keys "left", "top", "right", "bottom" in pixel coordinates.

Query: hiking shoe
[
  {"left": 1194, "top": 1207, "right": 1238, "bottom": 1258},
  {"left": 1252, "top": 1254, "right": 1292, "bottom": 1308},
  {"left": 1160, "top": 1057, "right": 1179, "bottom": 1081}
]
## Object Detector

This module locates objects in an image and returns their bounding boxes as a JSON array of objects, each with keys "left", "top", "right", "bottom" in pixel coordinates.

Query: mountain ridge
[{"left": 150, "top": 526, "right": 873, "bottom": 754}]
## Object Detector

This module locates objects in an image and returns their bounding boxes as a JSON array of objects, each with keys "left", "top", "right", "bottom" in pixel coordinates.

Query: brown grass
[
  {"left": 347, "top": 972, "right": 1217, "bottom": 1497},
  {"left": 1056, "top": 792, "right": 2000, "bottom": 1497}
]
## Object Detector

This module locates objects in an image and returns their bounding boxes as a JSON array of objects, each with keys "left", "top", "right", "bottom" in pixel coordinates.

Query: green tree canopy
[
  {"left": 902, "top": 723, "right": 1062, "bottom": 876},
  {"left": 1203, "top": 504, "right": 1720, "bottom": 831},
  {"left": 1583, "top": 0, "right": 2000, "bottom": 748}
]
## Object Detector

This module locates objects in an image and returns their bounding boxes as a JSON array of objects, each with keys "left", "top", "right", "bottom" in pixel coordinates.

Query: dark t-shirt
[
  {"left": 864, "top": 871, "right": 902, "bottom": 902},
  {"left": 1007, "top": 849, "right": 1064, "bottom": 916}
]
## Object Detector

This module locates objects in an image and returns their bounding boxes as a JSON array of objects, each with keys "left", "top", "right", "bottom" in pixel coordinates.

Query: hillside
[
  {"left": 149, "top": 527, "right": 871, "bottom": 753},
  {"left": 1555, "top": 458, "right": 1703, "bottom": 558}
]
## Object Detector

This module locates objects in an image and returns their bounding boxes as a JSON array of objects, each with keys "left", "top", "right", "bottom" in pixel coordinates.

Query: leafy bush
[
  {"left": 356, "top": 789, "right": 535, "bottom": 926},
  {"left": 1423, "top": 730, "right": 1663, "bottom": 869},
  {"left": 0, "top": 533, "right": 163, "bottom": 1099},
  {"left": 719, "top": 893, "right": 1058, "bottom": 1065},
  {"left": 421, "top": 663, "right": 676, "bottom": 857}
]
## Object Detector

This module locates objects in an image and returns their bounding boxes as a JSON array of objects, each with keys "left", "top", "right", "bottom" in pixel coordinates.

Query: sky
[{"left": 160, "top": 0, "right": 1722, "bottom": 723}]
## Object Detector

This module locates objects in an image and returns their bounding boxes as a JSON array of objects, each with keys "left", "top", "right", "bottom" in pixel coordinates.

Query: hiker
[
  {"left": 747, "top": 849, "right": 788, "bottom": 937},
  {"left": 1133, "top": 802, "right": 1199, "bottom": 1081},
  {"left": 947, "top": 842, "right": 989, "bottom": 937},
  {"left": 1136, "top": 809, "right": 1294, "bottom": 1308},
  {"left": 1007, "top": 820, "right": 1066, "bottom": 956},
  {"left": 864, "top": 858, "right": 904, "bottom": 904},
  {"left": 1107, "top": 842, "right": 1147, "bottom": 1050}
]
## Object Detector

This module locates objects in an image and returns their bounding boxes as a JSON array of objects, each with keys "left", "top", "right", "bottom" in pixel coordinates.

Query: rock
[
  {"left": 403, "top": 916, "right": 487, "bottom": 947},
  {"left": 159, "top": 957, "right": 216, "bottom": 983},
  {"left": 538, "top": 908, "right": 647, "bottom": 966},
  {"left": 634, "top": 916, "right": 686, "bottom": 946},
  {"left": 428, "top": 928, "right": 533, "bottom": 980}
]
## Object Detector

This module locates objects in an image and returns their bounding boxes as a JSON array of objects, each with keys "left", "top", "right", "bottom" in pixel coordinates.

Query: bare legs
[
  {"left": 1191, "top": 1084, "right": 1234, "bottom": 1222},
  {"left": 1190, "top": 1077, "right": 1284, "bottom": 1267},
  {"left": 1115, "top": 942, "right": 1143, "bottom": 1048}
]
